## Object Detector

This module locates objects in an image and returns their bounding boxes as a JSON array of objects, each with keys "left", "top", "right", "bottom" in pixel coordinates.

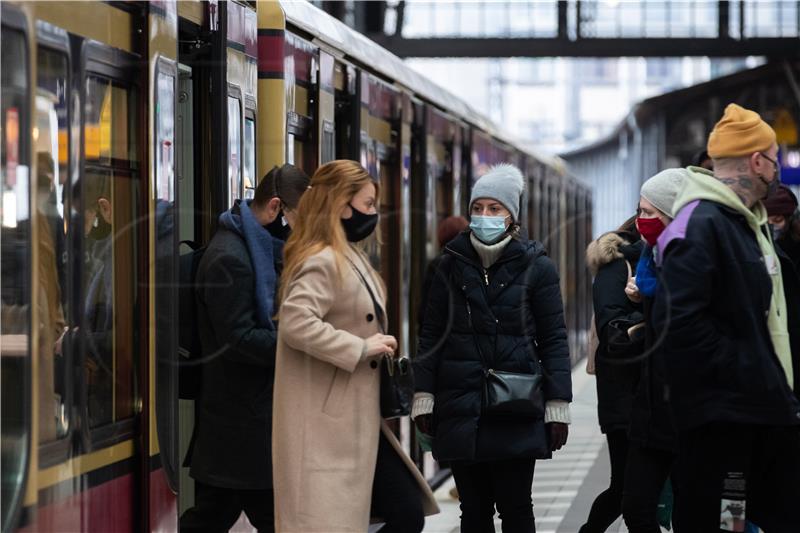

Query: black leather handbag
[
  {"left": 348, "top": 257, "right": 414, "bottom": 419},
  {"left": 380, "top": 354, "right": 413, "bottom": 419},
  {"left": 483, "top": 369, "right": 544, "bottom": 419},
  {"left": 465, "top": 299, "right": 544, "bottom": 419},
  {"left": 606, "top": 310, "right": 646, "bottom": 359}
]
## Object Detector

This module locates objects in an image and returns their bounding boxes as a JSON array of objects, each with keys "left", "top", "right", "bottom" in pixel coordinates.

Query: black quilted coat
[{"left": 414, "top": 232, "right": 571, "bottom": 462}]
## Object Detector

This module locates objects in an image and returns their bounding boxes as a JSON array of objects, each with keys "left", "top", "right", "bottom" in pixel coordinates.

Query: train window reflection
[
  {"left": 1, "top": 27, "right": 31, "bottom": 533},
  {"left": 227, "top": 96, "right": 241, "bottom": 202},
  {"left": 243, "top": 116, "right": 255, "bottom": 199},
  {"left": 36, "top": 47, "right": 69, "bottom": 442},
  {"left": 85, "top": 77, "right": 136, "bottom": 164},
  {"left": 83, "top": 76, "right": 139, "bottom": 432}
]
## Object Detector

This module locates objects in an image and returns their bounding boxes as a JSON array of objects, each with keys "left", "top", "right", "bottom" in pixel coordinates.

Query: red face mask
[{"left": 636, "top": 217, "right": 666, "bottom": 246}]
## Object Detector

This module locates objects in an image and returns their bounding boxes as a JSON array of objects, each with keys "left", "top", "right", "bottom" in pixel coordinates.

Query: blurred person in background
[
  {"left": 692, "top": 149, "right": 714, "bottom": 172},
  {"left": 764, "top": 184, "right": 800, "bottom": 267},
  {"left": 417, "top": 215, "right": 470, "bottom": 332},
  {"left": 764, "top": 184, "right": 800, "bottom": 398}
]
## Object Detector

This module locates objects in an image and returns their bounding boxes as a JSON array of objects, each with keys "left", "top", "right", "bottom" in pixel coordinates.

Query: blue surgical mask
[{"left": 470, "top": 215, "right": 509, "bottom": 244}]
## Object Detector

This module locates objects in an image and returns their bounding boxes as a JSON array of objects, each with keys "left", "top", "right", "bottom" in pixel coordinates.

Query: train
[{"left": 0, "top": 1, "right": 593, "bottom": 531}]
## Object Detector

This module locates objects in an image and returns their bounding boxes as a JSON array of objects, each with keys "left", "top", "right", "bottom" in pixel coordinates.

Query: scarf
[
  {"left": 218, "top": 200, "right": 278, "bottom": 328},
  {"left": 470, "top": 233, "right": 512, "bottom": 269},
  {"left": 635, "top": 245, "right": 658, "bottom": 298}
]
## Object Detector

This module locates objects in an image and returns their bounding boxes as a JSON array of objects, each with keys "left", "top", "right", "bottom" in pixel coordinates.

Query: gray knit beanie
[
  {"left": 640, "top": 168, "right": 689, "bottom": 218},
  {"left": 469, "top": 164, "right": 525, "bottom": 221}
]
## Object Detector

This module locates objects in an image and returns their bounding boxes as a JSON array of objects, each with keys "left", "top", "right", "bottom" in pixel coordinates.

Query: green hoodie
[{"left": 672, "top": 166, "right": 793, "bottom": 388}]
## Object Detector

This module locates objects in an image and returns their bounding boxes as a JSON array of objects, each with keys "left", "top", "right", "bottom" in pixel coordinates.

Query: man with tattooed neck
[{"left": 651, "top": 103, "right": 800, "bottom": 532}]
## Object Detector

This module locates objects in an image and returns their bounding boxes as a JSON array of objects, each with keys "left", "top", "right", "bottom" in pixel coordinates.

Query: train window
[
  {"left": 227, "top": 96, "right": 242, "bottom": 203},
  {"left": 243, "top": 115, "right": 255, "bottom": 199},
  {"left": 36, "top": 47, "right": 70, "bottom": 442},
  {"left": 83, "top": 75, "right": 140, "bottom": 431},
  {"left": 1, "top": 26, "right": 31, "bottom": 533},
  {"left": 321, "top": 119, "right": 335, "bottom": 165}
]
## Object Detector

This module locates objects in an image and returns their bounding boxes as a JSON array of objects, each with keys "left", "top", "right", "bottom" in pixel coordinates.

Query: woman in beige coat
[{"left": 273, "top": 160, "right": 438, "bottom": 532}]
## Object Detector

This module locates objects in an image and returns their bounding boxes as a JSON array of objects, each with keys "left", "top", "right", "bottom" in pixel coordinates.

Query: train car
[
  {"left": 1, "top": 0, "right": 183, "bottom": 530},
  {"left": 1, "top": 1, "right": 593, "bottom": 531}
]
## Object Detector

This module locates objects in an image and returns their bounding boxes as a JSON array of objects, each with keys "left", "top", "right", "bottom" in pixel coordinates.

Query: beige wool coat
[{"left": 272, "top": 246, "right": 438, "bottom": 532}]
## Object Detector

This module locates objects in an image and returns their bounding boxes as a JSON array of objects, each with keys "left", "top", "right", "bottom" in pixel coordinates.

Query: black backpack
[{"left": 178, "top": 240, "right": 206, "bottom": 399}]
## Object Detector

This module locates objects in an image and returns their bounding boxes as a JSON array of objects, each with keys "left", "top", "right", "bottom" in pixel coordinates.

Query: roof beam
[{"left": 369, "top": 36, "right": 800, "bottom": 59}]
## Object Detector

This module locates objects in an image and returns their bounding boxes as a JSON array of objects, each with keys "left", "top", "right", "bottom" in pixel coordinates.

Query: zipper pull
[{"left": 483, "top": 270, "right": 489, "bottom": 286}]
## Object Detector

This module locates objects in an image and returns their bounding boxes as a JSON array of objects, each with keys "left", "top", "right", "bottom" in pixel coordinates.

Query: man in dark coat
[
  {"left": 180, "top": 165, "right": 309, "bottom": 533},
  {"left": 652, "top": 104, "right": 800, "bottom": 531}
]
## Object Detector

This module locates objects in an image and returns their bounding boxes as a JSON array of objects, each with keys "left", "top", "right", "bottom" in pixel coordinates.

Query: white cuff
[
  {"left": 544, "top": 400, "right": 571, "bottom": 424},
  {"left": 411, "top": 392, "right": 434, "bottom": 420}
]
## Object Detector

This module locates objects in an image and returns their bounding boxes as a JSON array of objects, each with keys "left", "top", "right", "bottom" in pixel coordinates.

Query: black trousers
[
  {"left": 621, "top": 442, "right": 674, "bottom": 533},
  {"left": 179, "top": 481, "right": 274, "bottom": 533},
  {"left": 451, "top": 457, "right": 537, "bottom": 533},
  {"left": 673, "top": 422, "right": 800, "bottom": 533},
  {"left": 371, "top": 432, "right": 425, "bottom": 533},
  {"left": 579, "top": 429, "right": 629, "bottom": 533}
]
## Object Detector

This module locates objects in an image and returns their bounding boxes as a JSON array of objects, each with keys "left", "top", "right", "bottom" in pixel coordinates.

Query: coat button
[
  {"left": 366, "top": 313, "right": 374, "bottom": 322},
  {"left": 370, "top": 360, "right": 378, "bottom": 369}
]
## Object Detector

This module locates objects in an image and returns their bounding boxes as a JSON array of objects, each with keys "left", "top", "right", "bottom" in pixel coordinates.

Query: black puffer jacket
[
  {"left": 414, "top": 232, "right": 571, "bottom": 462},
  {"left": 586, "top": 231, "right": 643, "bottom": 433}
]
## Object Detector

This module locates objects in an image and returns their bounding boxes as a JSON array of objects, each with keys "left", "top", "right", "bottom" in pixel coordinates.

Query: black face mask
[
  {"left": 265, "top": 212, "right": 291, "bottom": 242},
  {"left": 341, "top": 204, "right": 378, "bottom": 242}
]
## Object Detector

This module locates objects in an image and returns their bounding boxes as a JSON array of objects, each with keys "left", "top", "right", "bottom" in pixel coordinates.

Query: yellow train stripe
[{"left": 37, "top": 440, "right": 135, "bottom": 489}]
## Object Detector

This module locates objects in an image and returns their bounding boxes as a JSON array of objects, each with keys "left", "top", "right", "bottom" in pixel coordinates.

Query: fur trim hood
[{"left": 585, "top": 232, "right": 631, "bottom": 276}]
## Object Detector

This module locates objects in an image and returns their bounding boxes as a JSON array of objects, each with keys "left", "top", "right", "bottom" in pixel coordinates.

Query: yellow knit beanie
[{"left": 707, "top": 103, "right": 776, "bottom": 158}]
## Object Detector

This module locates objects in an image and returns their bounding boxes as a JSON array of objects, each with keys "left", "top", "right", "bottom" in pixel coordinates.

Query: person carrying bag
[{"left": 412, "top": 163, "right": 572, "bottom": 533}]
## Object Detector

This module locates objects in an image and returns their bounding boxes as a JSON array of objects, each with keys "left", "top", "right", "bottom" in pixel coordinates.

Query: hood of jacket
[
  {"left": 673, "top": 166, "right": 768, "bottom": 229},
  {"left": 586, "top": 231, "right": 641, "bottom": 276}
]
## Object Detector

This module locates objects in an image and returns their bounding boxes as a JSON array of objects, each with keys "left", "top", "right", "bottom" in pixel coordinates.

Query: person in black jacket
[
  {"left": 764, "top": 184, "right": 800, "bottom": 267},
  {"left": 621, "top": 169, "right": 688, "bottom": 532},
  {"left": 180, "top": 164, "right": 309, "bottom": 533},
  {"left": 652, "top": 104, "right": 800, "bottom": 532},
  {"left": 764, "top": 185, "right": 800, "bottom": 397},
  {"left": 417, "top": 215, "right": 469, "bottom": 334},
  {"left": 412, "top": 164, "right": 571, "bottom": 533},
  {"left": 579, "top": 219, "right": 643, "bottom": 533}
]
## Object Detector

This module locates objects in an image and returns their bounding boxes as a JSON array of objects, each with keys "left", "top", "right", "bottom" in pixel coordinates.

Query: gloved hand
[{"left": 548, "top": 422, "right": 569, "bottom": 451}]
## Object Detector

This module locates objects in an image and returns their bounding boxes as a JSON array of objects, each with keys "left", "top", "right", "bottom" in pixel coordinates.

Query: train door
[{"left": 176, "top": 62, "right": 196, "bottom": 516}]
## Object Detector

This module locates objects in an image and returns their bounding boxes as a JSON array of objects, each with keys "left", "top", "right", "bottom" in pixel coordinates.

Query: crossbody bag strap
[{"left": 345, "top": 256, "right": 386, "bottom": 334}]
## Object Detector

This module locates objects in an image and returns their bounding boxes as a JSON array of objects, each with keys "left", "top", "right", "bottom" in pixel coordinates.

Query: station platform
[{"left": 422, "top": 363, "right": 637, "bottom": 533}]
